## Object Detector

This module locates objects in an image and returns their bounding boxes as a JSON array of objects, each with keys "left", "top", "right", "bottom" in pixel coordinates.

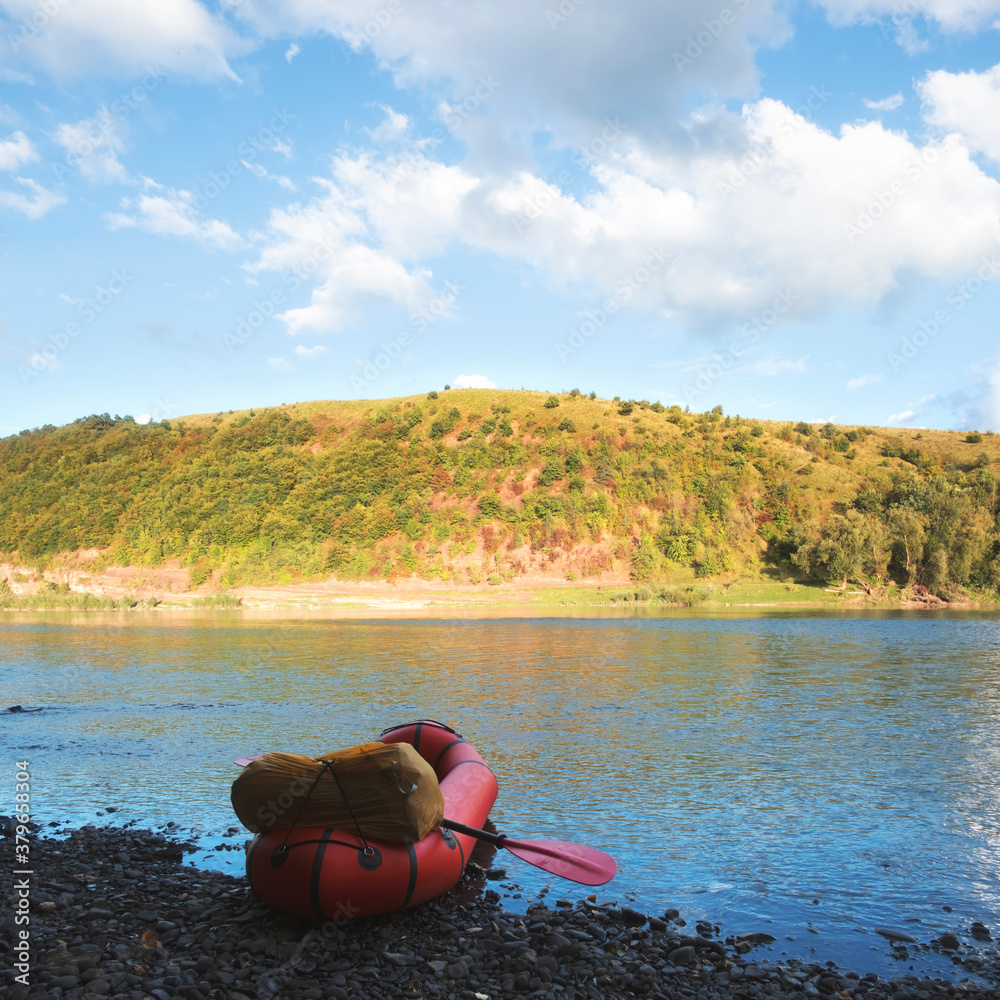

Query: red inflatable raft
[{"left": 245, "top": 721, "right": 499, "bottom": 919}]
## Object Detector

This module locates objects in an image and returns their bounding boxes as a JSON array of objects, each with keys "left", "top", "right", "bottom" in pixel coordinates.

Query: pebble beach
[{"left": 2, "top": 823, "right": 998, "bottom": 1000}]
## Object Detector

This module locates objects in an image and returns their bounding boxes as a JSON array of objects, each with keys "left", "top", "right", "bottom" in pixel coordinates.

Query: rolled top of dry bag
[{"left": 231, "top": 741, "right": 444, "bottom": 843}]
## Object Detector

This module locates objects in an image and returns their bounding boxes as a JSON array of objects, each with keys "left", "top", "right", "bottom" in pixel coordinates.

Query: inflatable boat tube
[{"left": 245, "top": 721, "right": 499, "bottom": 919}]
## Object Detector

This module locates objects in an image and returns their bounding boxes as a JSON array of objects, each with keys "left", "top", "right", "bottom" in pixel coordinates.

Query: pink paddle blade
[{"left": 501, "top": 837, "right": 617, "bottom": 886}]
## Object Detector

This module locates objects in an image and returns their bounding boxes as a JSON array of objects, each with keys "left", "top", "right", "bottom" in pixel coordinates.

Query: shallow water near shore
[{"left": 2, "top": 608, "right": 999, "bottom": 982}]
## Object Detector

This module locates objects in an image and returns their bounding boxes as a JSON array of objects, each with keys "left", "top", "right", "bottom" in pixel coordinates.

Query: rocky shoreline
[{"left": 2, "top": 823, "right": 998, "bottom": 1000}]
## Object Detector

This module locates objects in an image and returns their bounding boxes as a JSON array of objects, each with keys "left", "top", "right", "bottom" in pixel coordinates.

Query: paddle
[{"left": 441, "top": 817, "right": 617, "bottom": 886}]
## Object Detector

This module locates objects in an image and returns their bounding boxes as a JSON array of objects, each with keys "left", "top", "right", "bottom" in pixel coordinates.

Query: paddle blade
[{"left": 500, "top": 837, "right": 617, "bottom": 886}]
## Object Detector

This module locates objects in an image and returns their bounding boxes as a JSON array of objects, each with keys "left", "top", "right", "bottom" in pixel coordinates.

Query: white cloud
[
  {"left": 0, "top": 0, "right": 246, "bottom": 80},
  {"left": 284, "top": 42, "right": 300, "bottom": 62},
  {"left": 249, "top": 97, "right": 1000, "bottom": 333},
  {"left": 951, "top": 363, "right": 1000, "bottom": 431},
  {"left": 0, "top": 176, "right": 65, "bottom": 218},
  {"left": 920, "top": 63, "right": 1000, "bottom": 164},
  {"left": 888, "top": 409, "right": 916, "bottom": 424},
  {"left": 54, "top": 110, "right": 129, "bottom": 184},
  {"left": 241, "top": 159, "right": 296, "bottom": 191},
  {"left": 0, "top": 130, "right": 36, "bottom": 170},
  {"left": 847, "top": 372, "right": 886, "bottom": 389},
  {"left": 294, "top": 344, "right": 327, "bottom": 357},
  {"left": 246, "top": 151, "right": 476, "bottom": 334},
  {"left": 744, "top": 357, "right": 809, "bottom": 376},
  {"left": 232, "top": 0, "right": 790, "bottom": 148},
  {"left": 454, "top": 374, "right": 496, "bottom": 389},
  {"left": 267, "top": 356, "right": 293, "bottom": 371},
  {"left": 135, "top": 413, "right": 151, "bottom": 424},
  {"left": 365, "top": 105, "right": 410, "bottom": 144},
  {"left": 974, "top": 375, "right": 1000, "bottom": 430},
  {"left": 863, "top": 93, "right": 904, "bottom": 112},
  {"left": 818, "top": 0, "right": 1000, "bottom": 33},
  {"left": 104, "top": 188, "right": 244, "bottom": 250}
]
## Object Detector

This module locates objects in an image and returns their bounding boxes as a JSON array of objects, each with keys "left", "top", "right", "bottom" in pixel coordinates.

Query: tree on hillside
[
  {"left": 630, "top": 533, "right": 660, "bottom": 582},
  {"left": 887, "top": 508, "right": 926, "bottom": 585},
  {"left": 793, "top": 511, "right": 890, "bottom": 590}
]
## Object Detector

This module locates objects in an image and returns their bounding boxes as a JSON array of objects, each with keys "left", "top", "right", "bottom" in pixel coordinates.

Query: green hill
[{"left": 2, "top": 389, "right": 998, "bottom": 603}]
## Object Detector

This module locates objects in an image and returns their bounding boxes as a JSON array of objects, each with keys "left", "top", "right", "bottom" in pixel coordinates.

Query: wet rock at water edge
[
  {"left": 668, "top": 945, "right": 697, "bottom": 965},
  {"left": 736, "top": 931, "right": 778, "bottom": 946},
  {"left": 874, "top": 926, "right": 919, "bottom": 943}
]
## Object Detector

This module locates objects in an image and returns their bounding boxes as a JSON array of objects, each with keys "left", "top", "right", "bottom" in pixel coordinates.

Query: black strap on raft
[
  {"left": 325, "top": 760, "right": 381, "bottom": 870},
  {"left": 269, "top": 759, "right": 381, "bottom": 871},
  {"left": 379, "top": 719, "right": 458, "bottom": 737}
]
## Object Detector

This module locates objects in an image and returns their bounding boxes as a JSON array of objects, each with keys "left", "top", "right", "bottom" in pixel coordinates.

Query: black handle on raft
[{"left": 440, "top": 817, "right": 506, "bottom": 846}]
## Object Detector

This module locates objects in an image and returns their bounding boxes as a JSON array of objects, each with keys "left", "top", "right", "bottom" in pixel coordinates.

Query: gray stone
[
  {"left": 383, "top": 951, "right": 414, "bottom": 967},
  {"left": 738, "top": 932, "right": 777, "bottom": 945},
  {"left": 446, "top": 960, "right": 469, "bottom": 978},
  {"left": 668, "top": 946, "right": 697, "bottom": 966},
  {"left": 536, "top": 955, "right": 559, "bottom": 974},
  {"left": 875, "top": 926, "right": 919, "bottom": 944}
]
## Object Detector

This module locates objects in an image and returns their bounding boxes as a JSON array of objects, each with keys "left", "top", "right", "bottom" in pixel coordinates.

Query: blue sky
[{"left": 1, "top": 0, "right": 999, "bottom": 434}]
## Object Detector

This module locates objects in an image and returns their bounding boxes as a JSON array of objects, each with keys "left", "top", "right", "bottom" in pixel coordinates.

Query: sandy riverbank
[{"left": 5, "top": 561, "right": 985, "bottom": 614}]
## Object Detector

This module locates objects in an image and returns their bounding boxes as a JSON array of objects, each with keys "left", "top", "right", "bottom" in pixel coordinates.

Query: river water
[{"left": 2, "top": 608, "right": 999, "bottom": 980}]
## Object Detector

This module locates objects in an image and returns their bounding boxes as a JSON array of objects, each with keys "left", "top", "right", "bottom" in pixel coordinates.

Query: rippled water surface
[{"left": 3, "top": 609, "right": 999, "bottom": 979}]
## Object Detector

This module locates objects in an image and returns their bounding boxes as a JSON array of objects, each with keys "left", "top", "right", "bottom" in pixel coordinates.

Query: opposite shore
[{"left": 0, "top": 559, "right": 975, "bottom": 613}]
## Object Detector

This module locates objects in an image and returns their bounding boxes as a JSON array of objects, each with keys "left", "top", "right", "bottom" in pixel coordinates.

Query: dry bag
[{"left": 231, "top": 741, "right": 445, "bottom": 843}]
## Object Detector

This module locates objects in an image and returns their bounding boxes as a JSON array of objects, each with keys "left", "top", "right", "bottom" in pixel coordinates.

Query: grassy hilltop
[{"left": 1, "top": 388, "right": 998, "bottom": 605}]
